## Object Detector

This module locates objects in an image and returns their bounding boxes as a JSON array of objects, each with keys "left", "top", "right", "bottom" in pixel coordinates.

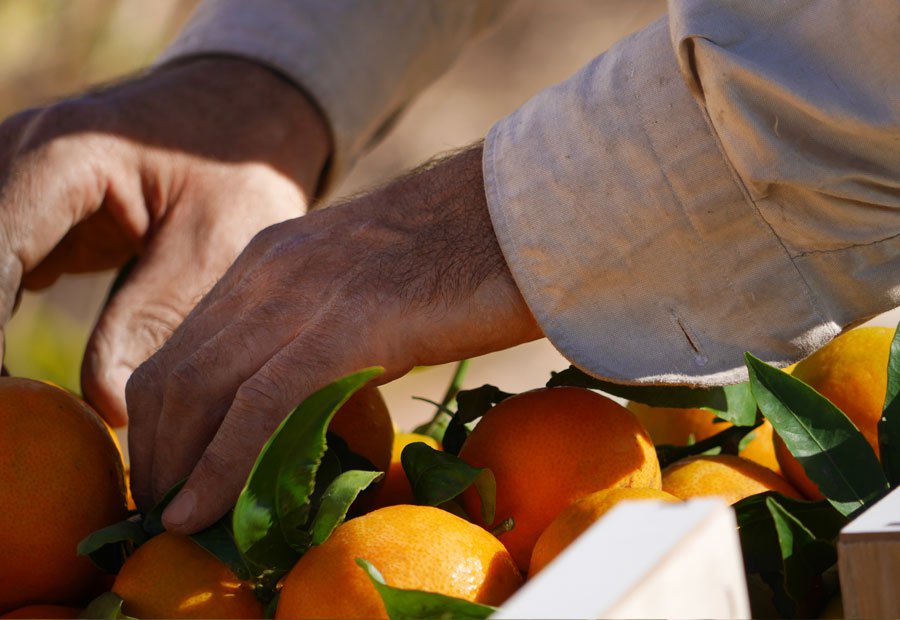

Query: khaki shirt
[{"left": 161, "top": 0, "right": 900, "bottom": 386}]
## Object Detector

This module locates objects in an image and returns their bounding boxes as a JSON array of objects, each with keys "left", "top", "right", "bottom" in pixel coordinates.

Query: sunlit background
[{"left": 2, "top": 0, "right": 896, "bottom": 439}]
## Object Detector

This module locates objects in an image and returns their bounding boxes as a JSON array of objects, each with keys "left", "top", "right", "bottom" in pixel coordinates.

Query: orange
[
  {"left": 0, "top": 377, "right": 127, "bottom": 611},
  {"left": 0, "top": 605, "right": 79, "bottom": 619},
  {"left": 627, "top": 402, "right": 730, "bottom": 446},
  {"left": 775, "top": 327, "right": 892, "bottom": 499},
  {"left": 530, "top": 487, "right": 679, "bottom": 576},
  {"left": 112, "top": 533, "right": 261, "bottom": 619},
  {"left": 628, "top": 402, "right": 782, "bottom": 473},
  {"left": 739, "top": 423, "right": 781, "bottom": 473},
  {"left": 370, "top": 433, "right": 442, "bottom": 509},
  {"left": 662, "top": 455, "right": 802, "bottom": 504},
  {"left": 276, "top": 505, "right": 522, "bottom": 619},
  {"left": 329, "top": 387, "right": 394, "bottom": 473},
  {"left": 458, "top": 387, "right": 661, "bottom": 570}
]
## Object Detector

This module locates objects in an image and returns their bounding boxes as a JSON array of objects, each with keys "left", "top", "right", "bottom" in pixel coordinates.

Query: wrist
[{"left": 357, "top": 143, "right": 542, "bottom": 367}]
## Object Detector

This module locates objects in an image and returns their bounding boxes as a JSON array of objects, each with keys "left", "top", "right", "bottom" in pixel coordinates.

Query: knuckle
[
  {"left": 195, "top": 448, "right": 232, "bottom": 483},
  {"left": 234, "top": 372, "right": 287, "bottom": 415},
  {"left": 167, "top": 358, "right": 206, "bottom": 398},
  {"left": 126, "top": 357, "right": 163, "bottom": 407}
]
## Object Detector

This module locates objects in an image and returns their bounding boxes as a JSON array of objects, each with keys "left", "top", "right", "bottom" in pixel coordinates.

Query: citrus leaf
[
  {"left": 326, "top": 432, "right": 378, "bottom": 472},
  {"left": 78, "top": 592, "right": 136, "bottom": 620},
  {"left": 746, "top": 353, "right": 888, "bottom": 516},
  {"left": 443, "top": 385, "right": 514, "bottom": 455},
  {"left": 306, "top": 447, "right": 343, "bottom": 525},
  {"left": 547, "top": 366, "right": 758, "bottom": 426},
  {"left": 76, "top": 517, "right": 147, "bottom": 573},
  {"left": 879, "top": 323, "right": 900, "bottom": 485},
  {"left": 401, "top": 442, "right": 496, "bottom": 524},
  {"left": 734, "top": 492, "right": 845, "bottom": 575},
  {"left": 310, "top": 470, "right": 384, "bottom": 546},
  {"left": 767, "top": 497, "right": 838, "bottom": 612},
  {"left": 356, "top": 558, "right": 496, "bottom": 620},
  {"left": 232, "top": 367, "right": 383, "bottom": 577},
  {"left": 190, "top": 516, "right": 252, "bottom": 581}
]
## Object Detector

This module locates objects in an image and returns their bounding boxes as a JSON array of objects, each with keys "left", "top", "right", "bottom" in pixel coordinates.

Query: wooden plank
[
  {"left": 493, "top": 498, "right": 750, "bottom": 619},
  {"left": 839, "top": 486, "right": 900, "bottom": 619}
]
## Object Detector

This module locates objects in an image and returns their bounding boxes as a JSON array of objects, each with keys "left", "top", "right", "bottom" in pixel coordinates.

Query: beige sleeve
[
  {"left": 158, "top": 0, "right": 510, "bottom": 189},
  {"left": 484, "top": 1, "right": 900, "bottom": 386}
]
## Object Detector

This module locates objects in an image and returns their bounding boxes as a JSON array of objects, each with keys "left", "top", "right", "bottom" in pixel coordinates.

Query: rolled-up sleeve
[
  {"left": 159, "top": 0, "right": 509, "bottom": 189},
  {"left": 484, "top": 0, "right": 900, "bottom": 386}
]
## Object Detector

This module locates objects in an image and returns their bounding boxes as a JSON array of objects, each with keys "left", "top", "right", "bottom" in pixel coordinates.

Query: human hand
[
  {"left": 126, "top": 144, "right": 542, "bottom": 532},
  {"left": 0, "top": 57, "right": 330, "bottom": 425}
]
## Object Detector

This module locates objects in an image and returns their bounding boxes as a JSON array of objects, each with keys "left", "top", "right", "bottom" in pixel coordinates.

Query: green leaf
[
  {"left": 735, "top": 492, "right": 845, "bottom": 575},
  {"left": 78, "top": 592, "right": 136, "bottom": 620},
  {"left": 76, "top": 517, "right": 148, "bottom": 573},
  {"left": 880, "top": 324, "right": 900, "bottom": 485},
  {"left": 401, "top": 442, "right": 496, "bottom": 524},
  {"left": 310, "top": 470, "right": 384, "bottom": 546},
  {"left": 190, "top": 516, "right": 252, "bottom": 581},
  {"left": 547, "top": 366, "right": 758, "bottom": 426},
  {"left": 356, "top": 559, "right": 496, "bottom": 620},
  {"left": 307, "top": 446, "right": 344, "bottom": 524},
  {"left": 746, "top": 353, "right": 888, "bottom": 516},
  {"left": 443, "top": 385, "right": 514, "bottom": 455},
  {"left": 232, "top": 367, "right": 384, "bottom": 577},
  {"left": 326, "top": 432, "right": 378, "bottom": 472},
  {"left": 767, "top": 497, "right": 838, "bottom": 610}
]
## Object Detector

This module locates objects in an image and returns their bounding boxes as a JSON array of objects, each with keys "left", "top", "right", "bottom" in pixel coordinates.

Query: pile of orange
[{"left": 3, "top": 325, "right": 891, "bottom": 618}]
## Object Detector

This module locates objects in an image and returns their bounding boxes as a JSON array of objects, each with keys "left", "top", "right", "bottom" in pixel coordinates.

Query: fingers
[
  {"left": 83, "top": 245, "right": 199, "bottom": 428},
  {"left": 161, "top": 339, "right": 344, "bottom": 534},
  {"left": 148, "top": 316, "right": 296, "bottom": 501},
  {"left": 100, "top": 248, "right": 231, "bottom": 510}
]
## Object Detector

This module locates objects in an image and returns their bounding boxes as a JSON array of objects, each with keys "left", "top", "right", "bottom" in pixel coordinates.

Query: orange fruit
[
  {"left": 530, "top": 487, "right": 679, "bottom": 576},
  {"left": 739, "top": 423, "right": 781, "bottom": 473},
  {"left": 775, "top": 327, "right": 892, "bottom": 499},
  {"left": 627, "top": 402, "right": 731, "bottom": 446},
  {"left": 329, "top": 387, "right": 394, "bottom": 473},
  {"left": 371, "top": 433, "right": 442, "bottom": 509},
  {"left": 662, "top": 455, "right": 802, "bottom": 504},
  {"left": 0, "top": 605, "right": 79, "bottom": 619},
  {"left": 628, "top": 402, "right": 781, "bottom": 473},
  {"left": 0, "top": 378, "right": 127, "bottom": 611},
  {"left": 112, "top": 533, "right": 261, "bottom": 619},
  {"left": 458, "top": 387, "right": 661, "bottom": 570},
  {"left": 276, "top": 505, "right": 522, "bottom": 619}
]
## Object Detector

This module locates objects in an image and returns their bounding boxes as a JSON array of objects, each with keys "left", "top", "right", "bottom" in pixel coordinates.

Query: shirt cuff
[
  {"left": 483, "top": 16, "right": 836, "bottom": 386},
  {"left": 158, "top": 0, "right": 508, "bottom": 194}
]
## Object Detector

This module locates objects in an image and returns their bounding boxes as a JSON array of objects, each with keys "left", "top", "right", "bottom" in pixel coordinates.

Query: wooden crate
[
  {"left": 839, "top": 485, "right": 900, "bottom": 620},
  {"left": 494, "top": 498, "right": 750, "bottom": 619}
]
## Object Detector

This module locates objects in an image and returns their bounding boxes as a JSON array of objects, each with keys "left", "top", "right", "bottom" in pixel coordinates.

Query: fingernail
[{"left": 163, "top": 490, "right": 196, "bottom": 528}]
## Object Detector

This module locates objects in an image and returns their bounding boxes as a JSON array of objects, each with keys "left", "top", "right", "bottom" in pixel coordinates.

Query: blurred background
[{"left": 2, "top": 0, "right": 896, "bottom": 437}]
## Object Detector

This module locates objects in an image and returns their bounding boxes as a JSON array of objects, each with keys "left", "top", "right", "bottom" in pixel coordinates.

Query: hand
[
  {"left": 126, "top": 144, "right": 542, "bottom": 532},
  {"left": 0, "top": 57, "right": 330, "bottom": 425}
]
